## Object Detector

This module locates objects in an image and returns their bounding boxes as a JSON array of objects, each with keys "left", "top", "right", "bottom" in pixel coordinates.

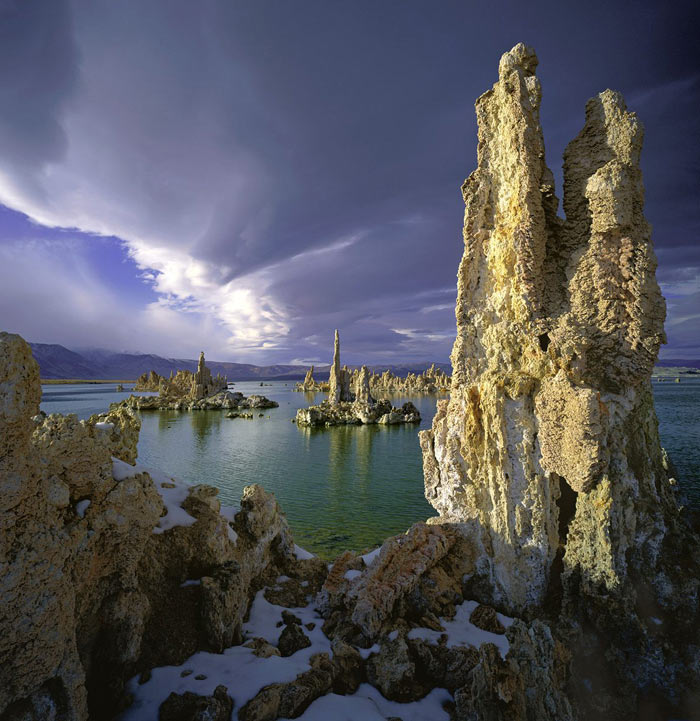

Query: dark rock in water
[{"left": 158, "top": 684, "right": 233, "bottom": 721}]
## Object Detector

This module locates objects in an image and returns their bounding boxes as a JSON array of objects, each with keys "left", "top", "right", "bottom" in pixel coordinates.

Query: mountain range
[{"left": 29, "top": 342, "right": 452, "bottom": 381}]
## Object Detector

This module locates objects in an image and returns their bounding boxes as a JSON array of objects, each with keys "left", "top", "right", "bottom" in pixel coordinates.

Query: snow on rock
[
  {"left": 111, "top": 457, "right": 196, "bottom": 533},
  {"left": 407, "top": 600, "right": 514, "bottom": 657},
  {"left": 361, "top": 547, "right": 381, "bottom": 566},
  {"left": 294, "top": 543, "right": 315, "bottom": 560},
  {"left": 94, "top": 421, "right": 114, "bottom": 431},
  {"left": 122, "top": 590, "right": 331, "bottom": 720},
  {"left": 75, "top": 500, "right": 91, "bottom": 518},
  {"left": 357, "top": 644, "right": 380, "bottom": 660},
  {"left": 344, "top": 569, "right": 362, "bottom": 581},
  {"left": 286, "top": 684, "right": 452, "bottom": 721}
]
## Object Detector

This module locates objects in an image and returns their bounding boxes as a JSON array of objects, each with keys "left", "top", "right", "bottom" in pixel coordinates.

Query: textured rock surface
[
  {"left": 420, "top": 42, "right": 700, "bottom": 718},
  {"left": 158, "top": 684, "right": 234, "bottom": 721},
  {"left": 129, "top": 352, "right": 228, "bottom": 407},
  {"left": 295, "top": 398, "right": 420, "bottom": 427},
  {"left": 296, "top": 332, "right": 423, "bottom": 426},
  {"left": 352, "top": 363, "right": 450, "bottom": 396},
  {"left": 0, "top": 333, "right": 298, "bottom": 721},
  {"left": 328, "top": 330, "right": 352, "bottom": 404},
  {"left": 421, "top": 42, "right": 669, "bottom": 610},
  {"left": 120, "top": 388, "right": 277, "bottom": 412},
  {"left": 133, "top": 369, "right": 163, "bottom": 392}
]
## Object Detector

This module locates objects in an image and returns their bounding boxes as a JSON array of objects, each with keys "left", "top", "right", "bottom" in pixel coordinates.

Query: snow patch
[
  {"left": 344, "top": 569, "right": 362, "bottom": 581},
  {"left": 294, "top": 543, "right": 315, "bottom": 560},
  {"left": 180, "top": 579, "right": 201, "bottom": 588},
  {"left": 75, "top": 500, "right": 91, "bottom": 518},
  {"left": 122, "top": 589, "right": 332, "bottom": 721},
  {"left": 361, "top": 547, "right": 381, "bottom": 566},
  {"left": 286, "top": 684, "right": 452, "bottom": 721},
  {"left": 94, "top": 421, "right": 114, "bottom": 431},
  {"left": 407, "top": 600, "right": 513, "bottom": 657},
  {"left": 357, "top": 644, "right": 380, "bottom": 660},
  {"left": 111, "top": 458, "right": 196, "bottom": 533}
]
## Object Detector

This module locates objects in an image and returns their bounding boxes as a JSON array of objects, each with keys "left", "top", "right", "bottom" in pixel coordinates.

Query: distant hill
[{"left": 29, "top": 342, "right": 451, "bottom": 381}]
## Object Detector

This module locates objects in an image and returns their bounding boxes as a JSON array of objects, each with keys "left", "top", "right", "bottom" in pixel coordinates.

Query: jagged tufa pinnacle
[{"left": 420, "top": 43, "right": 670, "bottom": 613}]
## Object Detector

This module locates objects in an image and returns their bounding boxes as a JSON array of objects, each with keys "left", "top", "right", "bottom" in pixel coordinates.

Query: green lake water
[{"left": 40, "top": 378, "right": 700, "bottom": 558}]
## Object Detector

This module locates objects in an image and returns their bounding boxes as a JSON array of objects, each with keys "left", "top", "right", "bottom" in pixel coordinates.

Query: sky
[{"left": 0, "top": 0, "right": 698, "bottom": 365}]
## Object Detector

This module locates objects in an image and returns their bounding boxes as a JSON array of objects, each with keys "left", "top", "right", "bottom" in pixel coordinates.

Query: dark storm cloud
[{"left": 0, "top": 0, "right": 698, "bottom": 362}]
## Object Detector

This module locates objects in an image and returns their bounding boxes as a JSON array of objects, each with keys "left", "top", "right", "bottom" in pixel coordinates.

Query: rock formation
[
  {"left": 353, "top": 365, "right": 375, "bottom": 406},
  {"left": 328, "top": 330, "right": 352, "bottom": 404},
  {"left": 296, "top": 333, "right": 421, "bottom": 427},
  {"left": 190, "top": 351, "right": 227, "bottom": 400},
  {"left": 120, "top": 353, "right": 277, "bottom": 412},
  {"left": 293, "top": 364, "right": 330, "bottom": 393},
  {"left": 0, "top": 332, "right": 314, "bottom": 721},
  {"left": 132, "top": 353, "right": 227, "bottom": 402},
  {"left": 133, "top": 370, "right": 163, "bottom": 392},
  {"left": 351, "top": 364, "right": 450, "bottom": 396},
  {"left": 420, "top": 42, "right": 699, "bottom": 717}
]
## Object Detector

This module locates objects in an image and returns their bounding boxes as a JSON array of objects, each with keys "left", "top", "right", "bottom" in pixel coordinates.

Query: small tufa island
[
  {"left": 120, "top": 352, "right": 278, "bottom": 411},
  {"left": 295, "top": 330, "right": 421, "bottom": 426}
]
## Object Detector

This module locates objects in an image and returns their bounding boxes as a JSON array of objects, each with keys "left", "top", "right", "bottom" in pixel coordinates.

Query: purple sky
[{"left": 0, "top": 0, "right": 698, "bottom": 365}]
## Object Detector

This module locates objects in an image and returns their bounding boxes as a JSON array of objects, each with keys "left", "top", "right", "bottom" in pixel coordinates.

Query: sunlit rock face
[
  {"left": 328, "top": 330, "right": 352, "bottom": 404},
  {"left": 420, "top": 43, "right": 670, "bottom": 613}
]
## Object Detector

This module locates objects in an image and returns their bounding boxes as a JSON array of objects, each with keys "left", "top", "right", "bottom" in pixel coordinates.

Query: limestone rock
[
  {"left": 87, "top": 405, "right": 141, "bottom": 464},
  {"left": 420, "top": 41, "right": 671, "bottom": 611},
  {"left": 419, "top": 42, "right": 700, "bottom": 718},
  {"left": 295, "top": 398, "right": 419, "bottom": 427},
  {"left": 0, "top": 333, "right": 300, "bottom": 721},
  {"left": 328, "top": 330, "right": 352, "bottom": 405},
  {"left": 158, "top": 684, "right": 233, "bottom": 721},
  {"left": 353, "top": 365, "right": 375, "bottom": 406},
  {"left": 238, "top": 653, "right": 335, "bottom": 721},
  {"left": 454, "top": 620, "right": 573, "bottom": 721},
  {"left": 366, "top": 635, "right": 419, "bottom": 702},
  {"left": 469, "top": 605, "right": 505, "bottom": 635},
  {"left": 277, "top": 623, "right": 311, "bottom": 657},
  {"left": 133, "top": 370, "right": 163, "bottom": 392},
  {"left": 351, "top": 363, "right": 450, "bottom": 396}
]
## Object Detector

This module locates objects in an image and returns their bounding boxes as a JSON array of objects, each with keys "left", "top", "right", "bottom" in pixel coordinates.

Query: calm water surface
[{"left": 41, "top": 378, "right": 700, "bottom": 557}]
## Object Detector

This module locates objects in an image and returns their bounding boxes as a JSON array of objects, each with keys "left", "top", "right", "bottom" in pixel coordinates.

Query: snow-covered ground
[
  {"left": 112, "top": 460, "right": 511, "bottom": 721},
  {"left": 120, "top": 574, "right": 514, "bottom": 721}
]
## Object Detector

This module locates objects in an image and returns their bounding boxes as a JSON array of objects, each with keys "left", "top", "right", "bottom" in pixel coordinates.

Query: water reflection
[{"left": 40, "top": 379, "right": 700, "bottom": 557}]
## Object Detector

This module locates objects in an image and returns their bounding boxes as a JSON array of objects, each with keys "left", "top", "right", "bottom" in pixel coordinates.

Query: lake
[{"left": 40, "top": 378, "right": 700, "bottom": 558}]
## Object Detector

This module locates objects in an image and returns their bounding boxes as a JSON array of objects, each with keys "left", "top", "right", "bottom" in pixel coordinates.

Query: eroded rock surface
[
  {"left": 296, "top": 332, "right": 421, "bottom": 427},
  {"left": 420, "top": 42, "right": 700, "bottom": 718},
  {"left": 0, "top": 333, "right": 299, "bottom": 721}
]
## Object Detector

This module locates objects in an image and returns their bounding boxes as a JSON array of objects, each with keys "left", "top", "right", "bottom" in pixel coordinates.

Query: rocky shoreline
[{"left": 2, "top": 44, "right": 699, "bottom": 721}]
